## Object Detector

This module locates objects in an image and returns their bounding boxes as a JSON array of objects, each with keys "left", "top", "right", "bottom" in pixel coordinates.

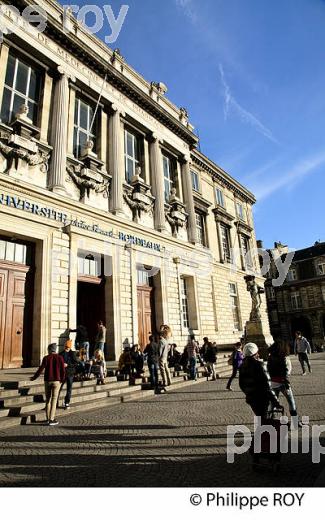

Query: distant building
[{"left": 263, "top": 241, "right": 325, "bottom": 349}]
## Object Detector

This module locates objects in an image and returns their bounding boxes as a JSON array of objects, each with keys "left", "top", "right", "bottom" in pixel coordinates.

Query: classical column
[
  {"left": 149, "top": 134, "right": 166, "bottom": 232},
  {"left": 0, "top": 43, "right": 9, "bottom": 113},
  {"left": 67, "top": 85, "right": 76, "bottom": 155},
  {"left": 181, "top": 157, "right": 197, "bottom": 244},
  {"left": 39, "top": 72, "right": 53, "bottom": 143},
  {"left": 109, "top": 105, "right": 124, "bottom": 214},
  {"left": 49, "top": 67, "right": 74, "bottom": 194}
]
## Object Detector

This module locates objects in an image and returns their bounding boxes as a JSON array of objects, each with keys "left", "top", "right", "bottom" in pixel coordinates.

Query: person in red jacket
[{"left": 31, "top": 343, "right": 65, "bottom": 426}]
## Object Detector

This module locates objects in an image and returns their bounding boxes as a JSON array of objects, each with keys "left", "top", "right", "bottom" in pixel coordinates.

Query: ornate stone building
[
  {"left": 0, "top": 0, "right": 270, "bottom": 368},
  {"left": 264, "top": 241, "right": 325, "bottom": 349}
]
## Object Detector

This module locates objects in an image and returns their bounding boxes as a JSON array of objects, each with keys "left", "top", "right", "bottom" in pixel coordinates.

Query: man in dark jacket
[
  {"left": 204, "top": 342, "right": 217, "bottom": 380},
  {"left": 226, "top": 342, "right": 243, "bottom": 391},
  {"left": 31, "top": 343, "right": 65, "bottom": 426},
  {"left": 239, "top": 342, "right": 281, "bottom": 419},
  {"left": 59, "top": 339, "right": 78, "bottom": 409}
]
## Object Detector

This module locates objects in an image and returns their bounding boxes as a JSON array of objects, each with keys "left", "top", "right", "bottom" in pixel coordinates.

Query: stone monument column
[
  {"left": 181, "top": 157, "right": 197, "bottom": 244},
  {"left": 244, "top": 274, "right": 273, "bottom": 359},
  {"left": 149, "top": 134, "right": 166, "bottom": 232},
  {"left": 109, "top": 105, "right": 124, "bottom": 214},
  {"left": 49, "top": 66, "right": 74, "bottom": 194}
]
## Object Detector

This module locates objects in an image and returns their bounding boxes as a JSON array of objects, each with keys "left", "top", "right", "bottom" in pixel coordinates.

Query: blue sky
[{"left": 60, "top": 0, "right": 325, "bottom": 250}]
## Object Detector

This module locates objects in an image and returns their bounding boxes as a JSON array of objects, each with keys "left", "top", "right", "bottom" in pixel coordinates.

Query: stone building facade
[
  {"left": 0, "top": 0, "right": 270, "bottom": 368},
  {"left": 264, "top": 241, "right": 325, "bottom": 349}
]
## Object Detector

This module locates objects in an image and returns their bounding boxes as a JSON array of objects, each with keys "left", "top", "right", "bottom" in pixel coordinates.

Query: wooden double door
[
  {"left": 0, "top": 263, "right": 29, "bottom": 369},
  {"left": 137, "top": 285, "right": 155, "bottom": 350}
]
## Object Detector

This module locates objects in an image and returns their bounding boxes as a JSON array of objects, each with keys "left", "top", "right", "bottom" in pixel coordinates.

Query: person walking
[
  {"left": 144, "top": 335, "right": 160, "bottom": 392},
  {"left": 187, "top": 335, "right": 199, "bottom": 381},
  {"left": 226, "top": 342, "right": 243, "bottom": 390},
  {"left": 69, "top": 325, "right": 90, "bottom": 360},
  {"left": 267, "top": 340, "right": 302, "bottom": 427},
  {"left": 204, "top": 342, "right": 218, "bottom": 380},
  {"left": 95, "top": 321, "right": 106, "bottom": 354},
  {"left": 159, "top": 325, "right": 172, "bottom": 390},
  {"left": 294, "top": 331, "right": 312, "bottom": 375},
  {"left": 30, "top": 343, "right": 65, "bottom": 426},
  {"left": 239, "top": 343, "right": 281, "bottom": 419},
  {"left": 59, "top": 339, "right": 78, "bottom": 409}
]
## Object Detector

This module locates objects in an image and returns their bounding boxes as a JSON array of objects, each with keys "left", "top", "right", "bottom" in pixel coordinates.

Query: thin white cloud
[
  {"left": 252, "top": 150, "right": 325, "bottom": 201},
  {"left": 175, "top": 0, "right": 197, "bottom": 24},
  {"left": 219, "top": 64, "right": 278, "bottom": 144}
]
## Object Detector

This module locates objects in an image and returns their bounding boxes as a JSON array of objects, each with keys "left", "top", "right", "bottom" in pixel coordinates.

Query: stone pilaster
[
  {"left": 0, "top": 43, "right": 9, "bottom": 114},
  {"left": 49, "top": 66, "right": 74, "bottom": 194},
  {"left": 39, "top": 72, "right": 53, "bottom": 143},
  {"left": 109, "top": 105, "right": 124, "bottom": 214},
  {"left": 67, "top": 85, "right": 76, "bottom": 156},
  {"left": 181, "top": 157, "right": 197, "bottom": 244},
  {"left": 149, "top": 134, "right": 166, "bottom": 232}
]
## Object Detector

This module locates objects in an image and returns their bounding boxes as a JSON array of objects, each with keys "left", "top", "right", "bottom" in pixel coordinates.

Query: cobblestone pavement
[{"left": 0, "top": 354, "right": 324, "bottom": 487}]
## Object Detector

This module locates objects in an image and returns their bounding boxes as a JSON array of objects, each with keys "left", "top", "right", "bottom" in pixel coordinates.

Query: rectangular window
[
  {"left": 73, "top": 98, "right": 97, "bottom": 158},
  {"left": 191, "top": 170, "right": 199, "bottom": 192},
  {"left": 291, "top": 292, "right": 302, "bottom": 310},
  {"left": 163, "top": 155, "right": 175, "bottom": 202},
  {"left": 318, "top": 263, "right": 325, "bottom": 275},
  {"left": 0, "top": 53, "right": 40, "bottom": 125},
  {"left": 136, "top": 267, "right": 153, "bottom": 286},
  {"left": 287, "top": 268, "right": 298, "bottom": 282},
  {"left": 229, "top": 283, "right": 241, "bottom": 331},
  {"left": 77, "top": 254, "right": 100, "bottom": 277},
  {"left": 0, "top": 239, "right": 27, "bottom": 264},
  {"left": 240, "top": 235, "right": 253, "bottom": 268},
  {"left": 267, "top": 286, "right": 276, "bottom": 300},
  {"left": 236, "top": 202, "right": 246, "bottom": 221},
  {"left": 124, "top": 129, "right": 140, "bottom": 183},
  {"left": 216, "top": 188, "right": 225, "bottom": 208},
  {"left": 180, "top": 277, "right": 190, "bottom": 329},
  {"left": 220, "top": 224, "right": 232, "bottom": 263},
  {"left": 195, "top": 212, "right": 206, "bottom": 247}
]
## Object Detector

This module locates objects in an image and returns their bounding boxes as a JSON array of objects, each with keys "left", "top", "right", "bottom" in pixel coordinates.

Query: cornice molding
[
  {"left": 191, "top": 151, "right": 256, "bottom": 204},
  {"left": 12, "top": 0, "right": 198, "bottom": 147}
]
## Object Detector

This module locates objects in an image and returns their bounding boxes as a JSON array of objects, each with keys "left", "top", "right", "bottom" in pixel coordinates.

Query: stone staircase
[{"left": 0, "top": 353, "right": 232, "bottom": 430}]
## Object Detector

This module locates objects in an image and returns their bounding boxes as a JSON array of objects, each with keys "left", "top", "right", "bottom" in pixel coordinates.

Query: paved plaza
[{"left": 0, "top": 354, "right": 324, "bottom": 487}]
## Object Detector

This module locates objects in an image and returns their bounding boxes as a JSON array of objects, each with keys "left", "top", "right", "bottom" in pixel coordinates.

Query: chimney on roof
[{"left": 256, "top": 240, "right": 264, "bottom": 249}]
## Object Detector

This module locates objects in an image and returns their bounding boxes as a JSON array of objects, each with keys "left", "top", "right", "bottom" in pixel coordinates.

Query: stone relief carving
[
  {"left": 165, "top": 188, "right": 188, "bottom": 237},
  {"left": 123, "top": 166, "right": 154, "bottom": 222},
  {"left": 0, "top": 104, "right": 50, "bottom": 174},
  {"left": 66, "top": 139, "right": 110, "bottom": 200}
]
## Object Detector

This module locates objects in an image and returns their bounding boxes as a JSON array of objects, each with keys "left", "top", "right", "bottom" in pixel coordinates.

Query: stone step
[
  {"left": 23, "top": 378, "right": 128, "bottom": 398},
  {"left": 57, "top": 389, "right": 109, "bottom": 406},
  {"left": 0, "top": 408, "right": 10, "bottom": 418},
  {"left": 0, "top": 388, "right": 20, "bottom": 398},
  {"left": 0, "top": 395, "right": 35, "bottom": 408},
  {"left": 3, "top": 375, "right": 117, "bottom": 391},
  {"left": 0, "top": 416, "right": 22, "bottom": 430},
  {"left": 107, "top": 385, "right": 142, "bottom": 397},
  {"left": 8, "top": 401, "right": 48, "bottom": 416},
  {"left": 122, "top": 388, "right": 156, "bottom": 402},
  {"left": 21, "top": 396, "right": 122, "bottom": 425}
]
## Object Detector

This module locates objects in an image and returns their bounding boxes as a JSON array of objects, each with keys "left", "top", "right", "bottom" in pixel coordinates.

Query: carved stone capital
[{"left": 57, "top": 65, "right": 76, "bottom": 83}]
